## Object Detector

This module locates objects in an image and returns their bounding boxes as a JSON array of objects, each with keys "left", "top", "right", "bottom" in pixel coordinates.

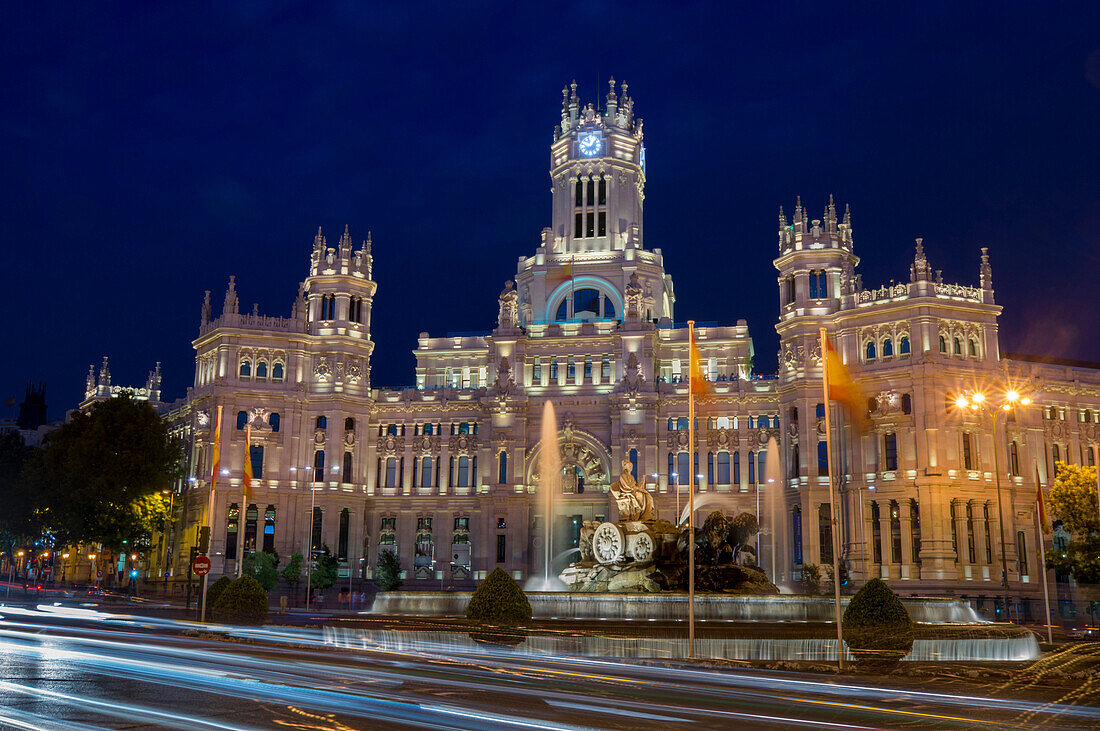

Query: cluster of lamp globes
[{"left": 954, "top": 389, "right": 1032, "bottom": 411}]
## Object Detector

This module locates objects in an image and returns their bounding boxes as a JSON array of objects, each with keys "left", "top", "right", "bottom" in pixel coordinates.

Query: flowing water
[
  {"left": 526, "top": 401, "right": 566, "bottom": 591},
  {"left": 760, "top": 437, "right": 792, "bottom": 592}
]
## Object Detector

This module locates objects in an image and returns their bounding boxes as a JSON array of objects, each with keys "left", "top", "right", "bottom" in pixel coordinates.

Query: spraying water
[
  {"left": 761, "top": 436, "right": 792, "bottom": 592},
  {"left": 526, "top": 401, "right": 566, "bottom": 591}
]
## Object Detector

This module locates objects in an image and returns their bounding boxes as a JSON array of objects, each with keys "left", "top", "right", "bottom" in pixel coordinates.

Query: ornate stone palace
[{"left": 171, "top": 81, "right": 1100, "bottom": 615}]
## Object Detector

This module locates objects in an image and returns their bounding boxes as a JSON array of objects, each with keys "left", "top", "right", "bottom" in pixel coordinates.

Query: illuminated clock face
[{"left": 579, "top": 133, "right": 601, "bottom": 157}]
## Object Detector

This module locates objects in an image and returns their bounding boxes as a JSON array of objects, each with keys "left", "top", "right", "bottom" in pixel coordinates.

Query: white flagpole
[
  {"left": 820, "top": 328, "right": 845, "bottom": 671},
  {"left": 687, "top": 320, "right": 697, "bottom": 660},
  {"left": 201, "top": 404, "right": 222, "bottom": 624},
  {"left": 1035, "top": 465, "right": 1053, "bottom": 644},
  {"left": 237, "top": 423, "right": 250, "bottom": 578}
]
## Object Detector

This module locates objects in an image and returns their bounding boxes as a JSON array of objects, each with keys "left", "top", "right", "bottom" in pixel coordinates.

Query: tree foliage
[
  {"left": 309, "top": 545, "right": 339, "bottom": 590},
  {"left": 374, "top": 549, "right": 402, "bottom": 591},
  {"left": 205, "top": 576, "right": 233, "bottom": 610},
  {"left": 842, "top": 578, "right": 914, "bottom": 668},
  {"left": 243, "top": 550, "right": 280, "bottom": 591},
  {"left": 280, "top": 552, "right": 303, "bottom": 589},
  {"left": 34, "top": 395, "right": 182, "bottom": 549},
  {"left": 0, "top": 431, "right": 39, "bottom": 556},
  {"left": 1046, "top": 462, "right": 1100, "bottom": 585},
  {"left": 211, "top": 574, "right": 268, "bottom": 626},
  {"left": 466, "top": 568, "right": 532, "bottom": 625}
]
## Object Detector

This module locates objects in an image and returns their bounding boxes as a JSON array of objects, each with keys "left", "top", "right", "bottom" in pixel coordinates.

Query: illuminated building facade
[{"left": 175, "top": 82, "right": 1100, "bottom": 616}]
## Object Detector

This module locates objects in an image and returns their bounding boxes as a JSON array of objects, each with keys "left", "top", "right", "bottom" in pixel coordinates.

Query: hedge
[
  {"left": 465, "top": 568, "right": 532, "bottom": 625},
  {"left": 842, "top": 578, "right": 914, "bottom": 667}
]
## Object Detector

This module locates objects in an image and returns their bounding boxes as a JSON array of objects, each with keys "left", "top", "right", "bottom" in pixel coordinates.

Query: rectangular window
[
  {"left": 575, "top": 212, "right": 583, "bottom": 238},
  {"left": 717, "top": 452, "right": 730, "bottom": 484},
  {"left": 597, "top": 211, "right": 606, "bottom": 237},
  {"left": 871, "top": 502, "right": 882, "bottom": 564},
  {"left": 250, "top": 445, "right": 264, "bottom": 480},
  {"left": 575, "top": 181, "right": 583, "bottom": 206},
  {"left": 338, "top": 509, "right": 349, "bottom": 560},
  {"left": 457, "top": 456, "right": 470, "bottom": 488},
  {"left": 677, "top": 452, "right": 690, "bottom": 481},
  {"left": 601, "top": 355, "right": 610, "bottom": 379},
  {"left": 385, "top": 457, "right": 397, "bottom": 488},
  {"left": 792, "top": 508, "right": 803, "bottom": 565},
  {"left": 910, "top": 500, "right": 921, "bottom": 564},
  {"left": 496, "top": 534, "right": 507, "bottom": 563},
  {"left": 884, "top": 432, "right": 898, "bottom": 471},
  {"left": 1016, "top": 530, "right": 1028, "bottom": 576},
  {"left": 263, "top": 506, "right": 276, "bottom": 553},
  {"left": 550, "top": 357, "right": 558, "bottom": 380},
  {"left": 583, "top": 355, "right": 592, "bottom": 379},
  {"left": 962, "top": 433, "right": 973, "bottom": 470},
  {"left": 586, "top": 212, "right": 595, "bottom": 237},
  {"left": 598, "top": 177, "right": 606, "bottom": 205},
  {"left": 225, "top": 504, "right": 239, "bottom": 560},
  {"left": 983, "top": 504, "right": 992, "bottom": 565},
  {"left": 567, "top": 356, "right": 576, "bottom": 379},
  {"left": 890, "top": 503, "right": 902, "bottom": 564},
  {"left": 748, "top": 451, "right": 755, "bottom": 484},
  {"left": 533, "top": 357, "right": 541, "bottom": 382},
  {"left": 420, "top": 457, "right": 433, "bottom": 488},
  {"left": 342, "top": 451, "right": 353, "bottom": 484},
  {"left": 818, "top": 503, "right": 833, "bottom": 564},
  {"left": 817, "top": 441, "right": 829, "bottom": 475}
]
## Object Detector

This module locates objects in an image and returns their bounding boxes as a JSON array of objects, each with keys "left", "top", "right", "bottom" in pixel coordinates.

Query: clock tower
[{"left": 549, "top": 79, "right": 645, "bottom": 253}]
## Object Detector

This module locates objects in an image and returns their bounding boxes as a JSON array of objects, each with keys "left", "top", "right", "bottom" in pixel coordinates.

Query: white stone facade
[{"left": 174, "top": 83, "right": 1100, "bottom": 616}]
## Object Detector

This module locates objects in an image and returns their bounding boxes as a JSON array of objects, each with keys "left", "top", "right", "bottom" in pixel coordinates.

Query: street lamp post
[{"left": 954, "top": 389, "right": 1031, "bottom": 621}]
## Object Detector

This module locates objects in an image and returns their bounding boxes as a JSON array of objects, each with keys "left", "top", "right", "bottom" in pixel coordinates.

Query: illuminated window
[
  {"left": 884, "top": 432, "right": 898, "bottom": 471},
  {"left": 239, "top": 360, "right": 251, "bottom": 377},
  {"left": 269, "top": 412, "right": 280, "bottom": 432},
  {"left": 939, "top": 335, "right": 947, "bottom": 353},
  {"left": 900, "top": 336, "right": 911, "bottom": 355},
  {"left": 250, "top": 444, "right": 264, "bottom": 479},
  {"left": 263, "top": 506, "right": 276, "bottom": 552},
  {"left": 314, "top": 450, "right": 325, "bottom": 477},
  {"left": 236, "top": 411, "right": 248, "bottom": 430},
  {"left": 882, "top": 338, "right": 893, "bottom": 357},
  {"left": 316, "top": 415, "right": 327, "bottom": 430},
  {"left": 968, "top": 339, "right": 978, "bottom": 357},
  {"left": 256, "top": 361, "right": 268, "bottom": 379},
  {"left": 342, "top": 452, "right": 353, "bottom": 483},
  {"left": 717, "top": 452, "right": 730, "bottom": 484},
  {"left": 954, "top": 337, "right": 962, "bottom": 355},
  {"left": 865, "top": 341, "right": 876, "bottom": 360},
  {"left": 272, "top": 362, "right": 284, "bottom": 380}
]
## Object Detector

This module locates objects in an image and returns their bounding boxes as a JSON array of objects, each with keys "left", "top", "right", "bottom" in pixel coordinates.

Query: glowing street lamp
[{"left": 953, "top": 387, "right": 1033, "bottom": 620}]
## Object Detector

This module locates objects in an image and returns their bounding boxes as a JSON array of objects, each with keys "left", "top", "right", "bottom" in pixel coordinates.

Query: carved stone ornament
[
  {"left": 335, "top": 360, "right": 346, "bottom": 381},
  {"left": 249, "top": 407, "right": 270, "bottom": 432},
  {"left": 707, "top": 429, "right": 737, "bottom": 449},
  {"left": 621, "top": 351, "right": 645, "bottom": 394},
  {"left": 625, "top": 273, "right": 643, "bottom": 321},
  {"left": 449, "top": 434, "right": 476, "bottom": 454},
  {"left": 416, "top": 435, "right": 438, "bottom": 454},
  {"left": 313, "top": 356, "right": 332, "bottom": 381},
  {"left": 380, "top": 434, "right": 404, "bottom": 456},
  {"left": 314, "top": 429, "right": 326, "bottom": 446},
  {"left": 344, "top": 430, "right": 356, "bottom": 447},
  {"left": 346, "top": 359, "right": 363, "bottom": 383},
  {"left": 497, "top": 281, "right": 519, "bottom": 328},
  {"left": 196, "top": 410, "right": 210, "bottom": 428},
  {"left": 871, "top": 390, "right": 902, "bottom": 417}
]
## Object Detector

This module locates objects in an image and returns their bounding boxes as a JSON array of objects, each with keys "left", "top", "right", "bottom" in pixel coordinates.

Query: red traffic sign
[{"left": 191, "top": 555, "right": 211, "bottom": 576}]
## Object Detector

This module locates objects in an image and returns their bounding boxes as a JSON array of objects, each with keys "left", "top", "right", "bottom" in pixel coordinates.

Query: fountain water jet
[
  {"left": 760, "top": 437, "right": 792, "bottom": 592},
  {"left": 526, "top": 401, "right": 567, "bottom": 591}
]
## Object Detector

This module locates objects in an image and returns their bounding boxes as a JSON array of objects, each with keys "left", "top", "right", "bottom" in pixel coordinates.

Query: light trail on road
[{"left": 0, "top": 604, "right": 1096, "bottom": 729}]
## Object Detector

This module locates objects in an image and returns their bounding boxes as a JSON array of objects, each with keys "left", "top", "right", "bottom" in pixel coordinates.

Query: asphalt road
[{"left": 0, "top": 603, "right": 1097, "bottom": 730}]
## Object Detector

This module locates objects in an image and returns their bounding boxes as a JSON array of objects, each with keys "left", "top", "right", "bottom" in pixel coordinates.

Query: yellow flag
[
  {"left": 689, "top": 328, "right": 710, "bottom": 396},
  {"left": 824, "top": 336, "right": 867, "bottom": 432},
  {"left": 209, "top": 405, "right": 222, "bottom": 492},
  {"left": 242, "top": 422, "right": 253, "bottom": 503}
]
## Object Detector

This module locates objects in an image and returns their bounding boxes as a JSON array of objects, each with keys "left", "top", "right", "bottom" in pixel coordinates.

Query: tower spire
[
  {"left": 910, "top": 237, "right": 932, "bottom": 282},
  {"left": 980, "top": 247, "right": 993, "bottom": 290},
  {"left": 223, "top": 275, "right": 239, "bottom": 316}
]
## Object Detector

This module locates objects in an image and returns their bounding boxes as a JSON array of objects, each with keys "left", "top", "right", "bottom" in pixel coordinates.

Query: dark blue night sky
[{"left": 3, "top": 2, "right": 1099, "bottom": 418}]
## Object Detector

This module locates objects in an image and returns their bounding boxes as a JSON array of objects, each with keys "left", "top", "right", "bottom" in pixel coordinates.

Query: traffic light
[{"left": 198, "top": 526, "right": 211, "bottom": 554}]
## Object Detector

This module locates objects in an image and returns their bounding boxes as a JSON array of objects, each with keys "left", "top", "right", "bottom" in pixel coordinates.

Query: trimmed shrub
[
  {"left": 374, "top": 549, "right": 402, "bottom": 592},
  {"left": 842, "top": 578, "right": 914, "bottom": 668},
  {"left": 211, "top": 574, "right": 269, "bottom": 626},
  {"left": 204, "top": 576, "right": 232, "bottom": 610},
  {"left": 465, "top": 568, "right": 532, "bottom": 625}
]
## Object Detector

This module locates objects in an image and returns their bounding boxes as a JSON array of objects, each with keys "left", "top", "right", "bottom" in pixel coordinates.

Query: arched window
[
  {"left": 677, "top": 452, "right": 690, "bottom": 481},
  {"left": 901, "top": 393, "right": 912, "bottom": 415},
  {"left": 603, "top": 299, "right": 616, "bottom": 319},
  {"left": 968, "top": 339, "right": 978, "bottom": 357},
  {"left": 865, "top": 341, "right": 876, "bottom": 360},
  {"left": 555, "top": 299, "right": 568, "bottom": 321},
  {"left": 236, "top": 411, "right": 248, "bottom": 430},
  {"left": 953, "top": 337, "right": 962, "bottom": 355},
  {"left": 384, "top": 457, "right": 398, "bottom": 487},
  {"left": 717, "top": 451, "right": 730, "bottom": 484},
  {"left": 457, "top": 456, "right": 470, "bottom": 488},
  {"left": 272, "top": 362, "right": 284, "bottom": 380},
  {"left": 269, "top": 412, "right": 280, "bottom": 432},
  {"left": 256, "top": 361, "right": 268, "bottom": 379},
  {"left": 676, "top": 417, "right": 689, "bottom": 431},
  {"left": 899, "top": 336, "right": 911, "bottom": 355},
  {"left": 263, "top": 505, "right": 276, "bottom": 552},
  {"left": 313, "top": 449, "right": 325, "bottom": 476},
  {"left": 344, "top": 417, "right": 355, "bottom": 431},
  {"left": 239, "top": 360, "right": 251, "bottom": 377},
  {"left": 882, "top": 338, "right": 893, "bottom": 357},
  {"left": 316, "top": 415, "right": 327, "bottom": 430},
  {"left": 939, "top": 335, "right": 947, "bottom": 353},
  {"left": 667, "top": 418, "right": 675, "bottom": 431},
  {"left": 421, "top": 456, "right": 434, "bottom": 487},
  {"left": 758, "top": 451, "right": 766, "bottom": 483},
  {"left": 498, "top": 452, "right": 508, "bottom": 484},
  {"left": 629, "top": 448, "right": 638, "bottom": 479},
  {"left": 342, "top": 451, "right": 353, "bottom": 483}
]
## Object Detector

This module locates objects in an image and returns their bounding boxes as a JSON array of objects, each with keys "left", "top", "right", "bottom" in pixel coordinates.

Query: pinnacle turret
[
  {"left": 910, "top": 237, "right": 932, "bottom": 282},
  {"left": 222, "top": 275, "right": 239, "bottom": 316},
  {"left": 980, "top": 247, "right": 993, "bottom": 291}
]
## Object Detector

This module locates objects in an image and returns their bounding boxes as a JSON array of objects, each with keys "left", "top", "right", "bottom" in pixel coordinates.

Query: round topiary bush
[
  {"left": 211, "top": 574, "right": 269, "bottom": 626},
  {"left": 842, "top": 578, "right": 914, "bottom": 668},
  {"left": 465, "top": 568, "right": 532, "bottom": 625},
  {"left": 204, "top": 576, "right": 232, "bottom": 610}
]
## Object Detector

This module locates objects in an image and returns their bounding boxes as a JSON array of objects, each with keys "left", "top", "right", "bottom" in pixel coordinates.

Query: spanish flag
[
  {"left": 1035, "top": 466, "right": 1049, "bottom": 535},
  {"left": 549, "top": 257, "right": 574, "bottom": 287},
  {"left": 242, "top": 422, "right": 253, "bottom": 503},
  {"left": 209, "top": 405, "right": 222, "bottom": 492},
  {"left": 823, "top": 336, "right": 867, "bottom": 431},
  {"left": 689, "top": 327, "right": 710, "bottom": 396}
]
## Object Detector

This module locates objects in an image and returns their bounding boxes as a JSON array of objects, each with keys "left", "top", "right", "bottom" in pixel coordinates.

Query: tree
[
  {"left": 280, "top": 552, "right": 303, "bottom": 603},
  {"left": 466, "top": 568, "right": 532, "bottom": 625},
  {"left": 842, "top": 578, "right": 914, "bottom": 668},
  {"left": 243, "top": 550, "right": 279, "bottom": 591},
  {"left": 374, "top": 549, "right": 402, "bottom": 591},
  {"left": 309, "top": 545, "right": 339, "bottom": 591},
  {"left": 1046, "top": 462, "right": 1100, "bottom": 585},
  {"left": 0, "top": 431, "right": 40, "bottom": 560},
  {"left": 211, "top": 575, "right": 268, "bottom": 626},
  {"left": 34, "top": 394, "right": 182, "bottom": 551}
]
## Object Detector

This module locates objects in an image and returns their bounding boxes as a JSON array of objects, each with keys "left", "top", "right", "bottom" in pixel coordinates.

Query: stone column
[
  {"left": 899, "top": 499, "right": 914, "bottom": 580},
  {"left": 952, "top": 498, "right": 969, "bottom": 580}
]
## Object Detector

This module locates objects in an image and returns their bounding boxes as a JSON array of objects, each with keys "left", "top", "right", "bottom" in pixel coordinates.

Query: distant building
[
  {"left": 0, "top": 382, "right": 59, "bottom": 447},
  {"left": 78, "top": 357, "right": 164, "bottom": 412},
  {"left": 172, "top": 81, "right": 1100, "bottom": 621}
]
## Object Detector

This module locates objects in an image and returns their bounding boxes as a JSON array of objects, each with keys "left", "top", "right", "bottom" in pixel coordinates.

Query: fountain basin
[{"left": 369, "top": 591, "right": 983, "bottom": 623}]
